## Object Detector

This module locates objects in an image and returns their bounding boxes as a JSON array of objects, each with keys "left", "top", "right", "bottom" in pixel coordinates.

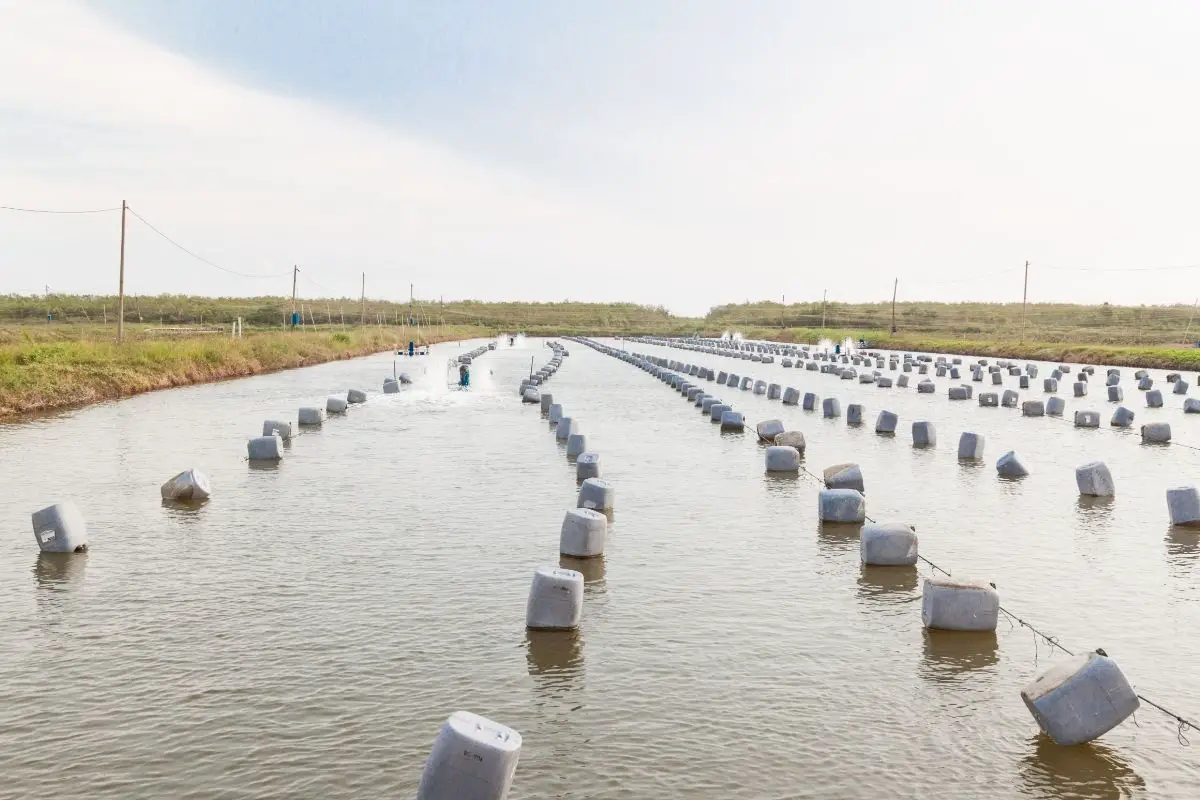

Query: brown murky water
[{"left": 1, "top": 336, "right": 1198, "bottom": 799}]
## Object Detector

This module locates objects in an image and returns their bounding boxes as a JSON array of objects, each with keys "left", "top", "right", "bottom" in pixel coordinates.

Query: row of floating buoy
[
  {"left": 414, "top": 340, "right": 607, "bottom": 800},
  {"left": 571, "top": 336, "right": 1166, "bottom": 750},
  {"left": 625, "top": 344, "right": 1200, "bottom": 524}
]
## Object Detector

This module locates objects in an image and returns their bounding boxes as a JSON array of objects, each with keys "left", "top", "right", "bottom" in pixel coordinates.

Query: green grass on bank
[{"left": 0, "top": 325, "right": 489, "bottom": 418}]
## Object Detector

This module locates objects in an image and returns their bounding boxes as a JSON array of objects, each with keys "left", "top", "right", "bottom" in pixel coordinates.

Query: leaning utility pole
[
  {"left": 891, "top": 277, "right": 898, "bottom": 333},
  {"left": 117, "top": 200, "right": 127, "bottom": 343},
  {"left": 360, "top": 272, "right": 366, "bottom": 326},
  {"left": 291, "top": 265, "right": 299, "bottom": 328},
  {"left": 1020, "top": 260, "right": 1030, "bottom": 342},
  {"left": 821, "top": 289, "right": 827, "bottom": 330}
]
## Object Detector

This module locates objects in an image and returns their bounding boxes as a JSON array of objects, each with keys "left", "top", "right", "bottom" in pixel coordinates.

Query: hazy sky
[{"left": 3, "top": 0, "right": 1200, "bottom": 315}]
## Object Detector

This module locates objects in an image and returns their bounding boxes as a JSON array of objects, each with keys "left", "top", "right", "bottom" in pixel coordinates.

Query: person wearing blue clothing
[{"left": 458, "top": 364, "right": 470, "bottom": 387}]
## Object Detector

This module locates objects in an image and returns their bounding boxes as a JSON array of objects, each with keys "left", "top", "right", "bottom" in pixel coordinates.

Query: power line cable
[
  {"left": 0, "top": 204, "right": 121, "bottom": 214},
  {"left": 126, "top": 206, "right": 290, "bottom": 280}
]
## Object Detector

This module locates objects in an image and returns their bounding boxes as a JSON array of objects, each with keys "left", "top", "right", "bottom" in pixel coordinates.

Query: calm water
[{"left": 1, "top": 336, "right": 1199, "bottom": 799}]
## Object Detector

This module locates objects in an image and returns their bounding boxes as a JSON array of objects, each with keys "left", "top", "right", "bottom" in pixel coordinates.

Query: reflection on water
[
  {"left": 33, "top": 552, "right": 88, "bottom": 589},
  {"left": 856, "top": 565, "right": 919, "bottom": 608},
  {"left": 160, "top": 498, "right": 210, "bottom": 521},
  {"left": 560, "top": 555, "right": 606, "bottom": 585},
  {"left": 1076, "top": 495, "right": 1116, "bottom": 518},
  {"left": 1019, "top": 734, "right": 1145, "bottom": 800},
  {"left": 919, "top": 629, "right": 999, "bottom": 684},
  {"left": 817, "top": 520, "right": 863, "bottom": 557},
  {"left": 526, "top": 629, "right": 585, "bottom": 704}
]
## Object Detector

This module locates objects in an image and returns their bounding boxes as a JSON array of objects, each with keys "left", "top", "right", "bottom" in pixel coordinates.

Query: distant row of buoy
[{"left": 570, "top": 336, "right": 1154, "bottom": 749}]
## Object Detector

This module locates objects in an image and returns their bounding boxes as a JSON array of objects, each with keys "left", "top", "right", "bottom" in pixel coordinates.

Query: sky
[{"left": 3, "top": 0, "right": 1200, "bottom": 315}]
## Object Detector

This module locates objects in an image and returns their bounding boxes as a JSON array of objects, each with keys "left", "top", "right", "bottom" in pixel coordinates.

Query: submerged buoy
[
  {"left": 262, "top": 419, "right": 293, "bottom": 440},
  {"left": 996, "top": 450, "right": 1029, "bottom": 477},
  {"left": 347, "top": 389, "right": 367, "bottom": 404},
  {"left": 958, "top": 432, "right": 985, "bottom": 459},
  {"left": 247, "top": 435, "right": 283, "bottom": 461},
  {"left": 824, "top": 462, "right": 864, "bottom": 493},
  {"left": 160, "top": 469, "right": 212, "bottom": 503},
  {"left": 1076, "top": 461, "right": 1115, "bottom": 497},
  {"left": 1021, "top": 651, "right": 1139, "bottom": 746},
  {"left": 31, "top": 501, "right": 88, "bottom": 554}
]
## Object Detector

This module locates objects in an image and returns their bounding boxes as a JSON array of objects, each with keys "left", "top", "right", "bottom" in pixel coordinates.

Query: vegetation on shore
[{"left": 0, "top": 325, "right": 487, "bottom": 419}]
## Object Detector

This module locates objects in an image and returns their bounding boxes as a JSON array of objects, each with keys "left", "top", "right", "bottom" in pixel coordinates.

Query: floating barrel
[
  {"left": 526, "top": 565, "right": 585, "bottom": 630},
  {"left": 247, "top": 435, "right": 283, "bottom": 461},
  {"left": 160, "top": 469, "right": 212, "bottom": 503},
  {"left": 1138, "top": 376, "right": 1153, "bottom": 391},
  {"left": 803, "top": 393, "right": 819, "bottom": 411},
  {"left": 1021, "top": 400, "right": 1045, "bottom": 417},
  {"left": 262, "top": 419, "right": 292, "bottom": 439},
  {"left": 1021, "top": 651, "right": 1139, "bottom": 746},
  {"left": 1107, "top": 386, "right": 1123, "bottom": 402},
  {"left": 767, "top": 383, "right": 782, "bottom": 400},
  {"left": 720, "top": 410, "right": 745, "bottom": 432},
  {"left": 577, "top": 478, "right": 615, "bottom": 512},
  {"left": 383, "top": 379, "right": 400, "bottom": 394},
  {"left": 522, "top": 388, "right": 540, "bottom": 404},
  {"left": 1002, "top": 390, "right": 1019, "bottom": 408},
  {"left": 996, "top": 450, "right": 1029, "bottom": 477},
  {"left": 847, "top": 404, "right": 864, "bottom": 425},
  {"left": 876, "top": 377, "right": 894, "bottom": 388},
  {"left": 1146, "top": 389, "right": 1164, "bottom": 408},
  {"left": 30, "top": 501, "right": 88, "bottom": 553},
  {"left": 1074, "top": 410, "right": 1101, "bottom": 428},
  {"left": 1167, "top": 486, "right": 1200, "bottom": 526},
  {"left": 1044, "top": 378, "right": 1058, "bottom": 393},
  {"left": 560, "top": 508, "right": 606, "bottom": 558},
  {"left": 949, "top": 386, "right": 969, "bottom": 401},
  {"left": 921, "top": 577, "right": 999, "bottom": 631},
  {"left": 1073, "top": 382, "right": 1088, "bottom": 397},
  {"left": 775, "top": 430, "right": 806, "bottom": 453},
  {"left": 555, "top": 417, "right": 579, "bottom": 440},
  {"left": 818, "top": 488, "right": 866, "bottom": 523},
  {"left": 298, "top": 407, "right": 326, "bottom": 425},
  {"left": 875, "top": 410, "right": 898, "bottom": 434},
  {"left": 1076, "top": 461, "right": 1114, "bottom": 496},
  {"left": 1141, "top": 422, "right": 1171, "bottom": 443},
  {"left": 917, "top": 380, "right": 935, "bottom": 394},
  {"left": 782, "top": 387, "right": 800, "bottom": 405},
  {"left": 753, "top": 380, "right": 767, "bottom": 395},
  {"left": 824, "top": 463, "right": 864, "bottom": 493},
  {"left": 701, "top": 397, "right": 720, "bottom": 415},
  {"left": 897, "top": 375, "right": 910, "bottom": 388},
  {"left": 710, "top": 403, "right": 731, "bottom": 422},
  {"left": 566, "top": 432, "right": 588, "bottom": 458},
  {"left": 978, "top": 392, "right": 998, "bottom": 407},
  {"left": 1185, "top": 398, "right": 1200, "bottom": 414},
  {"left": 822, "top": 398, "right": 842, "bottom": 418},
  {"left": 548, "top": 404, "right": 564, "bottom": 425},
  {"left": 958, "top": 432, "right": 985, "bottom": 459},
  {"left": 576, "top": 452, "right": 601, "bottom": 482},
  {"left": 1175, "top": 380, "right": 1190, "bottom": 395},
  {"left": 1111, "top": 406, "right": 1134, "bottom": 427},
  {"left": 416, "top": 712, "right": 522, "bottom": 800},
  {"left": 347, "top": 389, "right": 367, "bottom": 404},
  {"left": 540, "top": 393, "right": 554, "bottom": 413},
  {"left": 1047, "top": 397, "right": 1066, "bottom": 416},
  {"left": 912, "top": 421, "right": 936, "bottom": 447},
  {"left": 756, "top": 419, "right": 786, "bottom": 441},
  {"left": 765, "top": 446, "right": 801, "bottom": 472},
  {"left": 859, "top": 523, "right": 918, "bottom": 566}
]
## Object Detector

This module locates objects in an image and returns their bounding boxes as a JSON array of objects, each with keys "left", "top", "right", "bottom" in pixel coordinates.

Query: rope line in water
[{"left": 612, "top": 340, "right": 1200, "bottom": 746}]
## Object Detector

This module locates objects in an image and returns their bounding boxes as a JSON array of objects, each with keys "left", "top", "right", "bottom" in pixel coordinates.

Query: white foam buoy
[
  {"left": 559, "top": 508, "right": 607, "bottom": 558},
  {"left": 1044, "top": 378, "right": 1059, "bottom": 393},
  {"left": 247, "top": 435, "right": 283, "bottom": 461},
  {"left": 897, "top": 375, "right": 910, "bottom": 388},
  {"left": 1047, "top": 397, "right": 1066, "bottom": 416},
  {"left": 958, "top": 432, "right": 985, "bottom": 459},
  {"left": 526, "top": 565, "right": 585, "bottom": 631},
  {"left": 996, "top": 450, "right": 1029, "bottom": 477},
  {"left": 1186, "top": 398, "right": 1200, "bottom": 414},
  {"left": 416, "top": 710, "right": 522, "bottom": 800},
  {"left": 1076, "top": 461, "right": 1115, "bottom": 496},
  {"left": 383, "top": 379, "right": 400, "bottom": 394},
  {"left": 1175, "top": 380, "right": 1190, "bottom": 395},
  {"left": 555, "top": 417, "right": 579, "bottom": 440},
  {"left": 566, "top": 432, "right": 588, "bottom": 457},
  {"left": 347, "top": 389, "right": 367, "bottom": 404},
  {"left": 1073, "top": 382, "right": 1088, "bottom": 397},
  {"left": 775, "top": 430, "right": 806, "bottom": 453},
  {"left": 823, "top": 398, "right": 842, "bottom": 418},
  {"left": 577, "top": 477, "right": 614, "bottom": 512},
  {"left": 1020, "top": 651, "right": 1139, "bottom": 746},
  {"left": 859, "top": 522, "right": 918, "bottom": 566},
  {"left": 921, "top": 576, "right": 999, "bottom": 631},
  {"left": 875, "top": 410, "right": 898, "bottom": 434},
  {"left": 30, "top": 501, "right": 88, "bottom": 553},
  {"left": 1167, "top": 486, "right": 1200, "bottom": 526},
  {"left": 824, "top": 462, "right": 864, "bottom": 493},
  {"left": 326, "top": 396, "right": 348, "bottom": 414},
  {"left": 1141, "top": 422, "right": 1171, "bottom": 443},
  {"left": 298, "top": 407, "right": 326, "bottom": 425},
  {"left": 847, "top": 403, "right": 864, "bottom": 425},
  {"left": 756, "top": 419, "right": 786, "bottom": 441},
  {"left": 540, "top": 393, "right": 554, "bottom": 413},
  {"left": 782, "top": 387, "right": 800, "bottom": 405},
  {"left": 766, "top": 445, "right": 801, "bottom": 472},
  {"left": 1074, "top": 410, "right": 1101, "bottom": 428},
  {"left": 977, "top": 392, "right": 997, "bottom": 406},
  {"left": 522, "top": 388, "right": 540, "bottom": 404},
  {"left": 575, "top": 452, "right": 601, "bottom": 481},
  {"left": 710, "top": 403, "right": 731, "bottom": 422},
  {"left": 912, "top": 421, "right": 936, "bottom": 447},
  {"left": 1021, "top": 400, "right": 1045, "bottom": 417},
  {"left": 917, "top": 380, "right": 935, "bottom": 394},
  {"left": 768, "top": 383, "right": 782, "bottom": 400},
  {"left": 720, "top": 410, "right": 745, "bottom": 431},
  {"left": 803, "top": 392, "right": 819, "bottom": 411},
  {"left": 160, "top": 469, "right": 212, "bottom": 502},
  {"left": 1002, "top": 389, "right": 1019, "bottom": 408},
  {"left": 1110, "top": 406, "right": 1135, "bottom": 427},
  {"left": 262, "top": 419, "right": 293, "bottom": 439},
  {"left": 548, "top": 404, "right": 564, "bottom": 425},
  {"left": 818, "top": 488, "right": 866, "bottom": 522},
  {"left": 1146, "top": 389, "right": 1164, "bottom": 408},
  {"left": 949, "top": 386, "right": 969, "bottom": 400}
]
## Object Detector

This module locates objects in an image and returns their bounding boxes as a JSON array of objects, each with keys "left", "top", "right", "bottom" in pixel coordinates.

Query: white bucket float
[
  {"left": 756, "top": 419, "right": 786, "bottom": 441},
  {"left": 1074, "top": 410, "right": 1101, "bottom": 428},
  {"left": 687, "top": 387, "right": 703, "bottom": 402},
  {"left": 555, "top": 417, "right": 579, "bottom": 440},
  {"left": 31, "top": 501, "right": 88, "bottom": 553},
  {"left": 958, "top": 432, "right": 985, "bottom": 459},
  {"left": 526, "top": 566, "right": 585, "bottom": 630},
  {"left": 897, "top": 375, "right": 910, "bottom": 388},
  {"left": 1044, "top": 378, "right": 1059, "bottom": 393},
  {"left": 991, "top": 372, "right": 1003, "bottom": 385},
  {"left": 818, "top": 488, "right": 866, "bottom": 523},
  {"left": 160, "top": 469, "right": 212, "bottom": 503},
  {"left": 860, "top": 522, "right": 918, "bottom": 566},
  {"left": 782, "top": 387, "right": 800, "bottom": 405},
  {"left": 559, "top": 508, "right": 607, "bottom": 558},
  {"left": 765, "top": 446, "right": 801, "bottom": 472},
  {"left": 1002, "top": 389, "right": 1019, "bottom": 408},
  {"left": 522, "top": 388, "right": 540, "bottom": 404},
  {"left": 1073, "top": 382, "right": 1088, "bottom": 397},
  {"left": 347, "top": 389, "right": 367, "bottom": 404},
  {"left": 710, "top": 403, "right": 731, "bottom": 422},
  {"left": 996, "top": 450, "right": 1029, "bottom": 477},
  {"left": 1138, "top": 375, "right": 1153, "bottom": 390},
  {"left": 877, "top": 377, "right": 894, "bottom": 388},
  {"left": 575, "top": 452, "right": 601, "bottom": 482},
  {"left": 803, "top": 392, "right": 819, "bottom": 411},
  {"left": 720, "top": 410, "right": 746, "bottom": 432},
  {"left": 247, "top": 435, "right": 283, "bottom": 461},
  {"left": 701, "top": 397, "right": 720, "bottom": 415},
  {"left": 1175, "top": 379, "right": 1190, "bottom": 395},
  {"left": 912, "top": 421, "right": 936, "bottom": 447},
  {"left": 921, "top": 576, "right": 999, "bottom": 631},
  {"left": 1020, "top": 650, "right": 1139, "bottom": 746},
  {"left": 753, "top": 380, "right": 767, "bottom": 395},
  {"left": 949, "top": 386, "right": 969, "bottom": 401},
  {"left": 1019, "top": 375, "right": 1030, "bottom": 389},
  {"left": 1075, "top": 461, "right": 1115, "bottom": 497},
  {"left": 1146, "top": 389, "right": 1164, "bottom": 408},
  {"left": 1047, "top": 397, "right": 1066, "bottom": 416},
  {"left": 1021, "top": 400, "right": 1045, "bottom": 417},
  {"left": 416, "top": 710, "right": 522, "bottom": 800},
  {"left": 383, "top": 379, "right": 400, "bottom": 394},
  {"left": 566, "top": 432, "right": 588, "bottom": 458},
  {"left": 875, "top": 411, "right": 898, "bottom": 434},
  {"left": 548, "top": 404, "right": 564, "bottom": 425},
  {"left": 1141, "top": 422, "right": 1171, "bottom": 443},
  {"left": 1110, "top": 406, "right": 1134, "bottom": 427},
  {"left": 1107, "top": 386, "right": 1123, "bottom": 402},
  {"left": 847, "top": 404, "right": 864, "bottom": 425},
  {"left": 824, "top": 462, "right": 864, "bottom": 493},
  {"left": 299, "top": 407, "right": 326, "bottom": 426},
  {"left": 978, "top": 392, "right": 998, "bottom": 407},
  {"left": 768, "top": 383, "right": 782, "bottom": 400},
  {"left": 262, "top": 420, "right": 293, "bottom": 440},
  {"left": 917, "top": 380, "right": 935, "bottom": 394},
  {"left": 540, "top": 393, "right": 554, "bottom": 413},
  {"left": 578, "top": 478, "right": 615, "bottom": 512},
  {"left": 775, "top": 430, "right": 806, "bottom": 453},
  {"left": 822, "top": 398, "right": 842, "bottom": 418},
  {"left": 1185, "top": 398, "right": 1200, "bottom": 413},
  {"left": 1167, "top": 486, "right": 1200, "bottom": 526}
]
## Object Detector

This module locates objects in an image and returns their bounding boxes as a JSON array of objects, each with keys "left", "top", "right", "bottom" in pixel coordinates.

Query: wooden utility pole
[
  {"left": 891, "top": 278, "right": 898, "bottom": 333},
  {"left": 360, "top": 272, "right": 366, "bottom": 325},
  {"left": 291, "top": 265, "right": 299, "bottom": 328},
  {"left": 1020, "top": 260, "right": 1030, "bottom": 342},
  {"left": 821, "top": 289, "right": 827, "bottom": 330},
  {"left": 117, "top": 200, "right": 127, "bottom": 342}
]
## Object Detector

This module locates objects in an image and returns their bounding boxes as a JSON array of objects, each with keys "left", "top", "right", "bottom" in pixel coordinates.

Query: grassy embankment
[{"left": 0, "top": 324, "right": 487, "bottom": 419}]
